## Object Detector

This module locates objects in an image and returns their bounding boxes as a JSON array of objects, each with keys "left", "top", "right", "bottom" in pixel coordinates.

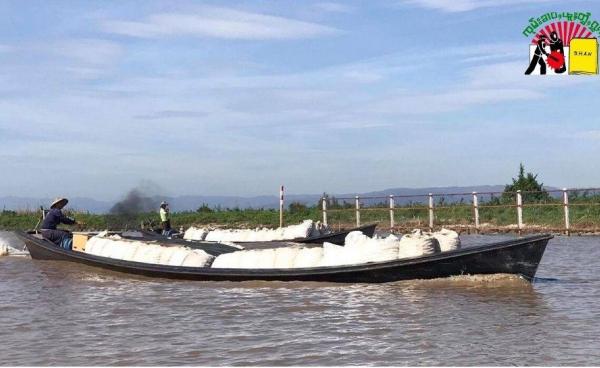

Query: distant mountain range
[{"left": 1, "top": 185, "right": 560, "bottom": 214}]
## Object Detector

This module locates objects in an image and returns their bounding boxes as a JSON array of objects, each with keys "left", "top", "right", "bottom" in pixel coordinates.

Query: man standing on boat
[
  {"left": 40, "top": 197, "right": 76, "bottom": 249},
  {"left": 159, "top": 201, "right": 172, "bottom": 236}
]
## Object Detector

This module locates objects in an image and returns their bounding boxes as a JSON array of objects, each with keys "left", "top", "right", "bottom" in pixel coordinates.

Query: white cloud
[
  {"left": 368, "top": 88, "right": 542, "bottom": 115},
  {"left": 399, "top": 0, "right": 556, "bottom": 12},
  {"left": 53, "top": 39, "right": 123, "bottom": 66},
  {"left": 101, "top": 6, "right": 340, "bottom": 40},
  {"left": 572, "top": 130, "right": 600, "bottom": 141},
  {"left": 314, "top": 2, "right": 356, "bottom": 13}
]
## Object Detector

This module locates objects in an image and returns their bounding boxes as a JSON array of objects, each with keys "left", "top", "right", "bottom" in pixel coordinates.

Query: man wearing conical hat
[{"left": 40, "top": 197, "right": 77, "bottom": 249}]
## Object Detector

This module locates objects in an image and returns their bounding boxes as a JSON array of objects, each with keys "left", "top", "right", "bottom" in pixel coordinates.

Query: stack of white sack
[
  {"left": 206, "top": 228, "right": 459, "bottom": 269},
  {"left": 85, "top": 234, "right": 214, "bottom": 267},
  {"left": 431, "top": 228, "right": 461, "bottom": 252},
  {"left": 280, "top": 220, "right": 326, "bottom": 239},
  {"left": 211, "top": 246, "right": 323, "bottom": 269},
  {"left": 212, "top": 231, "right": 403, "bottom": 269},
  {"left": 319, "top": 231, "right": 401, "bottom": 267},
  {"left": 201, "top": 220, "right": 330, "bottom": 243},
  {"left": 183, "top": 227, "right": 209, "bottom": 241},
  {"left": 205, "top": 228, "right": 282, "bottom": 242},
  {"left": 398, "top": 229, "right": 441, "bottom": 259}
]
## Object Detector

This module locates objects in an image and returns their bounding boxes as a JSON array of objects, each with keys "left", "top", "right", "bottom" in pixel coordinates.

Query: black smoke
[
  {"left": 106, "top": 182, "right": 165, "bottom": 230},
  {"left": 110, "top": 189, "right": 158, "bottom": 215}
]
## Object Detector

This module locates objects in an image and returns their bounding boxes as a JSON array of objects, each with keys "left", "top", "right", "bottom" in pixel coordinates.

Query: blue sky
[{"left": 1, "top": 0, "right": 600, "bottom": 200}]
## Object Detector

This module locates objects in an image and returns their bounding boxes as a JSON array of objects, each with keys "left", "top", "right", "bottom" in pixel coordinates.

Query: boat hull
[{"left": 16, "top": 232, "right": 551, "bottom": 283}]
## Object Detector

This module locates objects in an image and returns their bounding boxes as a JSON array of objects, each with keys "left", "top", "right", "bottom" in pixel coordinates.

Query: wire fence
[{"left": 320, "top": 187, "right": 600, "bottom": 234}]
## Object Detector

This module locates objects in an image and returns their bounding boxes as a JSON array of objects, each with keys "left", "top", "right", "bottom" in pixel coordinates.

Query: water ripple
[{"left": 2, "top": 233, "right": 600, "bottom": 365}]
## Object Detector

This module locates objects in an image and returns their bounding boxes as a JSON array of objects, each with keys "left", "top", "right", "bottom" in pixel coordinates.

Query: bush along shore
[
  {"left": 3, "top": 165, "right": 600, "bottom": 235},
  {"left": 0, "top": 207, "right": 323, "bottom": 232},
  {"left": 2, "top": 197, "right": 600, "bottom": 235}
]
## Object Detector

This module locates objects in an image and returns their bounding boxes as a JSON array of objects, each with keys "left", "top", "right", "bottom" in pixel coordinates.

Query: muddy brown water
[{"left": 1, "top": 232, "right": 600, "bottom": 366}]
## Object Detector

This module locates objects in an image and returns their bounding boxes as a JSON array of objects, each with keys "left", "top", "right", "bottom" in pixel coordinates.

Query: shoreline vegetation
[
  {"left": 2, "top": 196, "right": 600, "bottom": 235},
  {"left": 3, "top": 165, "right": 600, "bottom": 235}
]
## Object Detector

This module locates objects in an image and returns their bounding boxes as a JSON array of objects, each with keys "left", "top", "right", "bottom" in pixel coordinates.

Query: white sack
[
  {"left": 183, "top": 227, "right": 208, "bottom": 241},
  {"left": 292, "top": 247, "right": 324, "bottom": 268},
  {"left": 99, "top": 239, "right": 116, "bottom": 258},
  {"left": 238, "top": 250, "right": 266, "bottom": 269},
  {"left": 342, "top": 231, "right": 400, "bottom": 264},
  {"left": 273, "top": 247, "right": 300, "bottom": 268},
  {"left": 240, "top": 249, "right": 276, "bottom": 269},
  {"left": 83, "top": 234, "right": 215, "bottom": 268},
  {"left": 211, "top": 251, "right": 243, "bottom": 268},
  {"left": 398, "top": 229, "right": 440, "bottom": 260},
  {"left": 432, "top": 228, "right": 461, "bottom": 252},
  {"left": 96, "top": 230, "right": 109, "bottom": 238},
  {"left": 109, "top": 240, "right": 139, "bottom": 260},
  {"left": 205, "top": 229, "right": 235, "bottom": 242},
  {"left": 181, "top": 249, "right": 214, "bottom": 267},
  {"left": 212, "top": 246, "right": 303, "bottom": 269},
  {"left": 253, "top": 249, "right": 277, "bottom": 268},
  {"left": 363, "top": 235, "right": 400, "bottom": 263},
  {"left": 205, "top": 220, "right": 320, "bottom": 242},
  {"left": 84, "top": 237, "right": 103, "bottom": 255},
  {"left": 281, "top": 220, "right": 314, "bottom": 239},
  {"left": 158, "top": 246, "right": 178, "bottom": 265},
  {"left": 319, "top": 242, "right": 349, "bottom": 267},
  {"left": 168, "top": 248, "right": 192, "bottom": 266},
  {"left": 134, "top": 245, "right": 163, "bottom": 264}
]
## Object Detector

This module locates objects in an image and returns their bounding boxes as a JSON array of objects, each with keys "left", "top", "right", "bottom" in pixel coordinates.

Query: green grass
[
  {"left": 2, "top": 197, "right": 600, "bottom": 232},
  {"left": 0, "top": 208, "right": 322, "bottom": 231}
]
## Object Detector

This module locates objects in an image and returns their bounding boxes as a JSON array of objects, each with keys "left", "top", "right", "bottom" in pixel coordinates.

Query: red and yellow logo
[{"left": 523, "top": 12, "right": 599, "bottom": 75}]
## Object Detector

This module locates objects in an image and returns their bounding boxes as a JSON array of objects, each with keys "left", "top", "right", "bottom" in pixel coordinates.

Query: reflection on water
[{"left": 2, "top": 232, "right": 600, "bottom": 365}]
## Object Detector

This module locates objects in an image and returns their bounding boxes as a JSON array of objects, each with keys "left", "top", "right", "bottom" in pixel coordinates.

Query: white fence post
[
  {"left": 516, "top": 190, "right": 523, "bottom": 234},
  {"left": 472, "top": 192, "right": 479, "bottom": 233},
  {"left": 355, "top": 196, "right": 361, "bottom": 227},
  {"left": 322, "top": 197, "right": 328, "bottom": 226},
  {"left": 428, "top": 193, "right": 434, "bottom": 231},
  {"left": 563, "top": 188, "right": 570, "bottom": 236},
  {"left": 279, "top": 185, "right": 284, "bottom": 228},
  {"left": 389, "top": 195, "right": 395, "bottom": 229}
]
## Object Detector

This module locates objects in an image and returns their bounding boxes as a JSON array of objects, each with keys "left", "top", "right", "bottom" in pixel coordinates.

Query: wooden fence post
[
  {"left": 472, "top": 192, "right": 479, "bottom": 233},
  {"left": 389, "top": 195, "right": 395, "bottom": 229},
  {"left": 322, "top": 197, "right": 328, "bottom": 226},
  {"left": 563, "top": 188, "right": 570, "bottom": 236},
  {"left": 516, "top": 190, "right": 523, "bottom": 234},
  {"left": 279, "top": 185, "right": 284, "bottom": 228},
  {"left": 355, "top": 196, "right": 361, "bottom": 227},
  {"left": 428, "top": 193, "right": 434, "bottom": 231}
]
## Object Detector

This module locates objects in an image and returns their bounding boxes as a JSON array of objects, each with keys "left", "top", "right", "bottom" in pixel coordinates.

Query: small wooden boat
[
  {"left": 15, "top": 231, "right": 551, "bottom": 283},
  {"left": 140, "top": 223, "right": 378, "bottom": 246}
]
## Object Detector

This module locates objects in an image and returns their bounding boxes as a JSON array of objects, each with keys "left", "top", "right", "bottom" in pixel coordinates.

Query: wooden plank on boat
[{"left": 72, "top": 233, "right": 89, "bottom": 252}]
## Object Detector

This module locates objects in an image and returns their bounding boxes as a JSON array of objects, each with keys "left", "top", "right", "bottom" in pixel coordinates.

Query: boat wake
[
  {"left": 0, "top": 232, "right": 29, "bottom": 257},
  {"left": 405, "top": 273, "right": 530, "bottom": 287}
]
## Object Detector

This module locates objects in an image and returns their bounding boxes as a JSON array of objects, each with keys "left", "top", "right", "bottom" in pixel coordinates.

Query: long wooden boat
[
  {"left": 15, "top": 231, "right": 551, "bottom": 283},
  {"left": 140, "top": 223, "right": 378, "bottom": 246}
]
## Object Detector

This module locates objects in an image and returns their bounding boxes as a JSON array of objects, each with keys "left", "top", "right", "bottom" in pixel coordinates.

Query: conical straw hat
[{"left": 50, "top": 197, "right": 68, "bottom": 209}]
